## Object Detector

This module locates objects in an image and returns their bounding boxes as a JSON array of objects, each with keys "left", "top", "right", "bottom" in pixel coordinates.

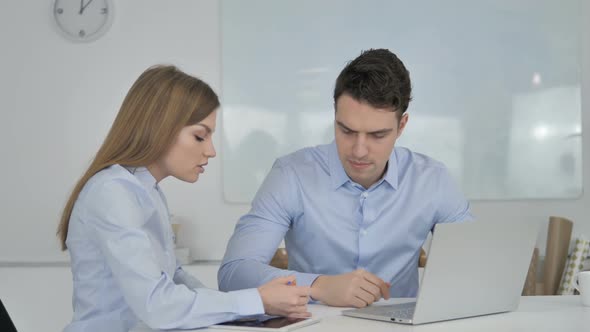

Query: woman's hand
[{"left": 258, "top": 276, "right": 311, "bottom": 318}]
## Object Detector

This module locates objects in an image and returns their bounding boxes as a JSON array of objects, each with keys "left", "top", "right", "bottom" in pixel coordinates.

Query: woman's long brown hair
[{"left": 57, "top": 65, "right": 219, "bottom": 250}]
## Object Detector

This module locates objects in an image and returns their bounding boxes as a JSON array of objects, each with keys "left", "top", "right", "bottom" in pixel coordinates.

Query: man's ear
[{"left": 397, "top": 113, "right": 409, "bottom": 138}]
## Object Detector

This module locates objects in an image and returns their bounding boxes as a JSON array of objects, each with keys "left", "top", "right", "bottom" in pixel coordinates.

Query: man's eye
[
  {"left": 372, "top": 133, "right": 386, "bottom": 139},
  {"left": 195, "top": 136, "right": 205, "bottom": 142},
  {"left": 341, "top": 128, "right": 352, "bottom": 134}
]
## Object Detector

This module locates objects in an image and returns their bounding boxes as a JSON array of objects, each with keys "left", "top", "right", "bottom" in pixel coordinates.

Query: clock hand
[
  {"left": 79, "top": 0, "right": 83, "bottom": 14},
  {"left": 80, "top": 0, "right": 95, "bottom": 15}
]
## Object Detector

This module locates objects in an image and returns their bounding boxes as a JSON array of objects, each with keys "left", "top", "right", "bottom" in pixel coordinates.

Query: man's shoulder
[
  {"left": 274, "top": 143, "right": 331, "bottom": 170},
  {"left": 395, "top": 146, "right": 447, "bottom": 172}
]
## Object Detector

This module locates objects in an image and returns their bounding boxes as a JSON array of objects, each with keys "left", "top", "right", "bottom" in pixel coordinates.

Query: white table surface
[{"left": 132, "top": 296, "right": 590, "bottom": 332}]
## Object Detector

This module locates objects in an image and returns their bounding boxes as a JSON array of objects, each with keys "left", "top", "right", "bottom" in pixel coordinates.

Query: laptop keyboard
[{"left": 361, "top": 302, "right": 416, "bottom": 320}]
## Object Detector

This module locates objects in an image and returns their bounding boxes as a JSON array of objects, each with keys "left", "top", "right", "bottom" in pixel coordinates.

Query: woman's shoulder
[
  {"left": 79, "top": 165, "right": 147, "bottom": 204},
  {"left": 73, "top": 165, "right": 157, "bottom": 228}
]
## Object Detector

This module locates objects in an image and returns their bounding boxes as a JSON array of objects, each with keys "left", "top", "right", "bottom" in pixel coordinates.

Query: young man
[{"left": 218, "top": 49, "right": 473, "bottom": 308}]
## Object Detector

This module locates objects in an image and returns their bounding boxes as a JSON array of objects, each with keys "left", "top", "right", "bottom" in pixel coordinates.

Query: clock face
[{"left": 53, "top": 0, "right": 114, "bottom": 42}]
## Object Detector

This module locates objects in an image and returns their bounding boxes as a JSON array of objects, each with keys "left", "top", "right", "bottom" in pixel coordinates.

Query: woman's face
[{"left": 151, "top": 110, "right": 217, "bottom": 183}]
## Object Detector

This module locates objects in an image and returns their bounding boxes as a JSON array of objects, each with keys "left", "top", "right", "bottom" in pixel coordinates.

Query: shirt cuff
[
  {"left": 294, "top": 272, "right": 321, "bottom": 287},
  {"left": 228, "top": 288, "right": 265, "bottom": 316}
]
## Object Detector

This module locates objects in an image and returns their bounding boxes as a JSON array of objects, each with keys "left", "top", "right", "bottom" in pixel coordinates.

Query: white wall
[
  {"left": 0, "top": 0, "right": 249, "bottom": 262},
  {"left": 0, "top": 1, "right": 589, "bottom": 264}
]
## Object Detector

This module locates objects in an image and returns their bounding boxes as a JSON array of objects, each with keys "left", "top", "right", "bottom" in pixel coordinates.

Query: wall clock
[{"left": 53, "top": 0, "right": 114, "bottom": 42}]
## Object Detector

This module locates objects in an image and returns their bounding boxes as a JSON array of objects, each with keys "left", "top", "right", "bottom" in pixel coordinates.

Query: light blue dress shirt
[
  {"left": 64, "top": 165, "right": 264, "bottom": 332},
  {"left": 219, "top": 142, "right": 473, "bottom": 298}
]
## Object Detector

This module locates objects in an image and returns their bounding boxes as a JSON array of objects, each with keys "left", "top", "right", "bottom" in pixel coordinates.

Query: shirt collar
[
  {"left": 383, "top": 150, "right": 399, "bottom": 190},
  {"left": 328, "top": 141, "right": 351, "bottom": 190},
  {"left": 328, "top": 141, "right": 399, "bottom": 190},
  {"left": 124, "top": 166, "right": 158, "bottom": 191}
]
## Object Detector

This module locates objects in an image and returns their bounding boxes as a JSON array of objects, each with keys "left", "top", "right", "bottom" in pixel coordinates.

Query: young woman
[{"left": 57, "top": 65, "right": 310, "bottom": 332}]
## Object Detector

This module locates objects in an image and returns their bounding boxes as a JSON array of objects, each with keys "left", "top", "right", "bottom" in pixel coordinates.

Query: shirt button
[
  {"left": 360, "top": 229, "right": 368, "bottom": 236},
  {"left": 362, "top": 192, "right": 369, "bottom": 198}
]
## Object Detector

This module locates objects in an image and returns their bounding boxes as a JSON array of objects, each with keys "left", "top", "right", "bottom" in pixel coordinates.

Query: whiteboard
[{"left": 220, "top": 0, "right": 583, "bottom": 203}]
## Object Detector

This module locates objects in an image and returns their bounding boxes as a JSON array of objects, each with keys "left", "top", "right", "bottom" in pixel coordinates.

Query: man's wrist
[{"left": 310, "top": 275, "right": 327, "bottom": 302}]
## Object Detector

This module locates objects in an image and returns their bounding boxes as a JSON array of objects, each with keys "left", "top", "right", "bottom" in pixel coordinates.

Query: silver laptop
[{"left": 343, "top": 220, "right": 539, "bottom": 325}]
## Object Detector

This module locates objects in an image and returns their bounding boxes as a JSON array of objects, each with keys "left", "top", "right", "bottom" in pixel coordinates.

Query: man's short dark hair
[{"left": 334, "top": 48, "right": 412, "bottom": 114}]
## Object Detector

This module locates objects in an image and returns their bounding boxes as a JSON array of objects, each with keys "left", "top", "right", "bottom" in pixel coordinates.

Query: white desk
[{"left": 132, "top": 296, "right": 589, "bottom": 332}]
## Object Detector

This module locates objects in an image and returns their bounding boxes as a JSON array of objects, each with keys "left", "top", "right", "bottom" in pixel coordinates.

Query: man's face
[{"left": 334, "top": 94, "right": 408, "bottom": 189}]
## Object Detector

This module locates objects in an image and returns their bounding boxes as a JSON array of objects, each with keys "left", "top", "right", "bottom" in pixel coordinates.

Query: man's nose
[{"left": 352, "top": 136, "right": 368, "bottom": 159}]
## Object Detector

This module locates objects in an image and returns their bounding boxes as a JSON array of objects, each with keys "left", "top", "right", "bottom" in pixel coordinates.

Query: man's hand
[
  {"left": 258, "top": 276, "right": 312, "bottom": 318},
  {"left": 310, "top": 269, "right": 390, "bottom": 307}
]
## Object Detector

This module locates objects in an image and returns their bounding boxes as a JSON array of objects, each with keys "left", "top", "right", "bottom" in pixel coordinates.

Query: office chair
[
  {"left": 270, "top": 248, "right": 289, "bottom": 269},
  {"left": 0, "top": 299, "right": 18, "bottom": 332},
  {"left": 270, "top": 248, "right": 428, "bottom": 269}
]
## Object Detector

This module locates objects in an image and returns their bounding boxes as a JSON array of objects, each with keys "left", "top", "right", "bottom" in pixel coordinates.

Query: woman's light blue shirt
[{"left": 64, "top": 165, "right": 263, "bottom": 332}]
